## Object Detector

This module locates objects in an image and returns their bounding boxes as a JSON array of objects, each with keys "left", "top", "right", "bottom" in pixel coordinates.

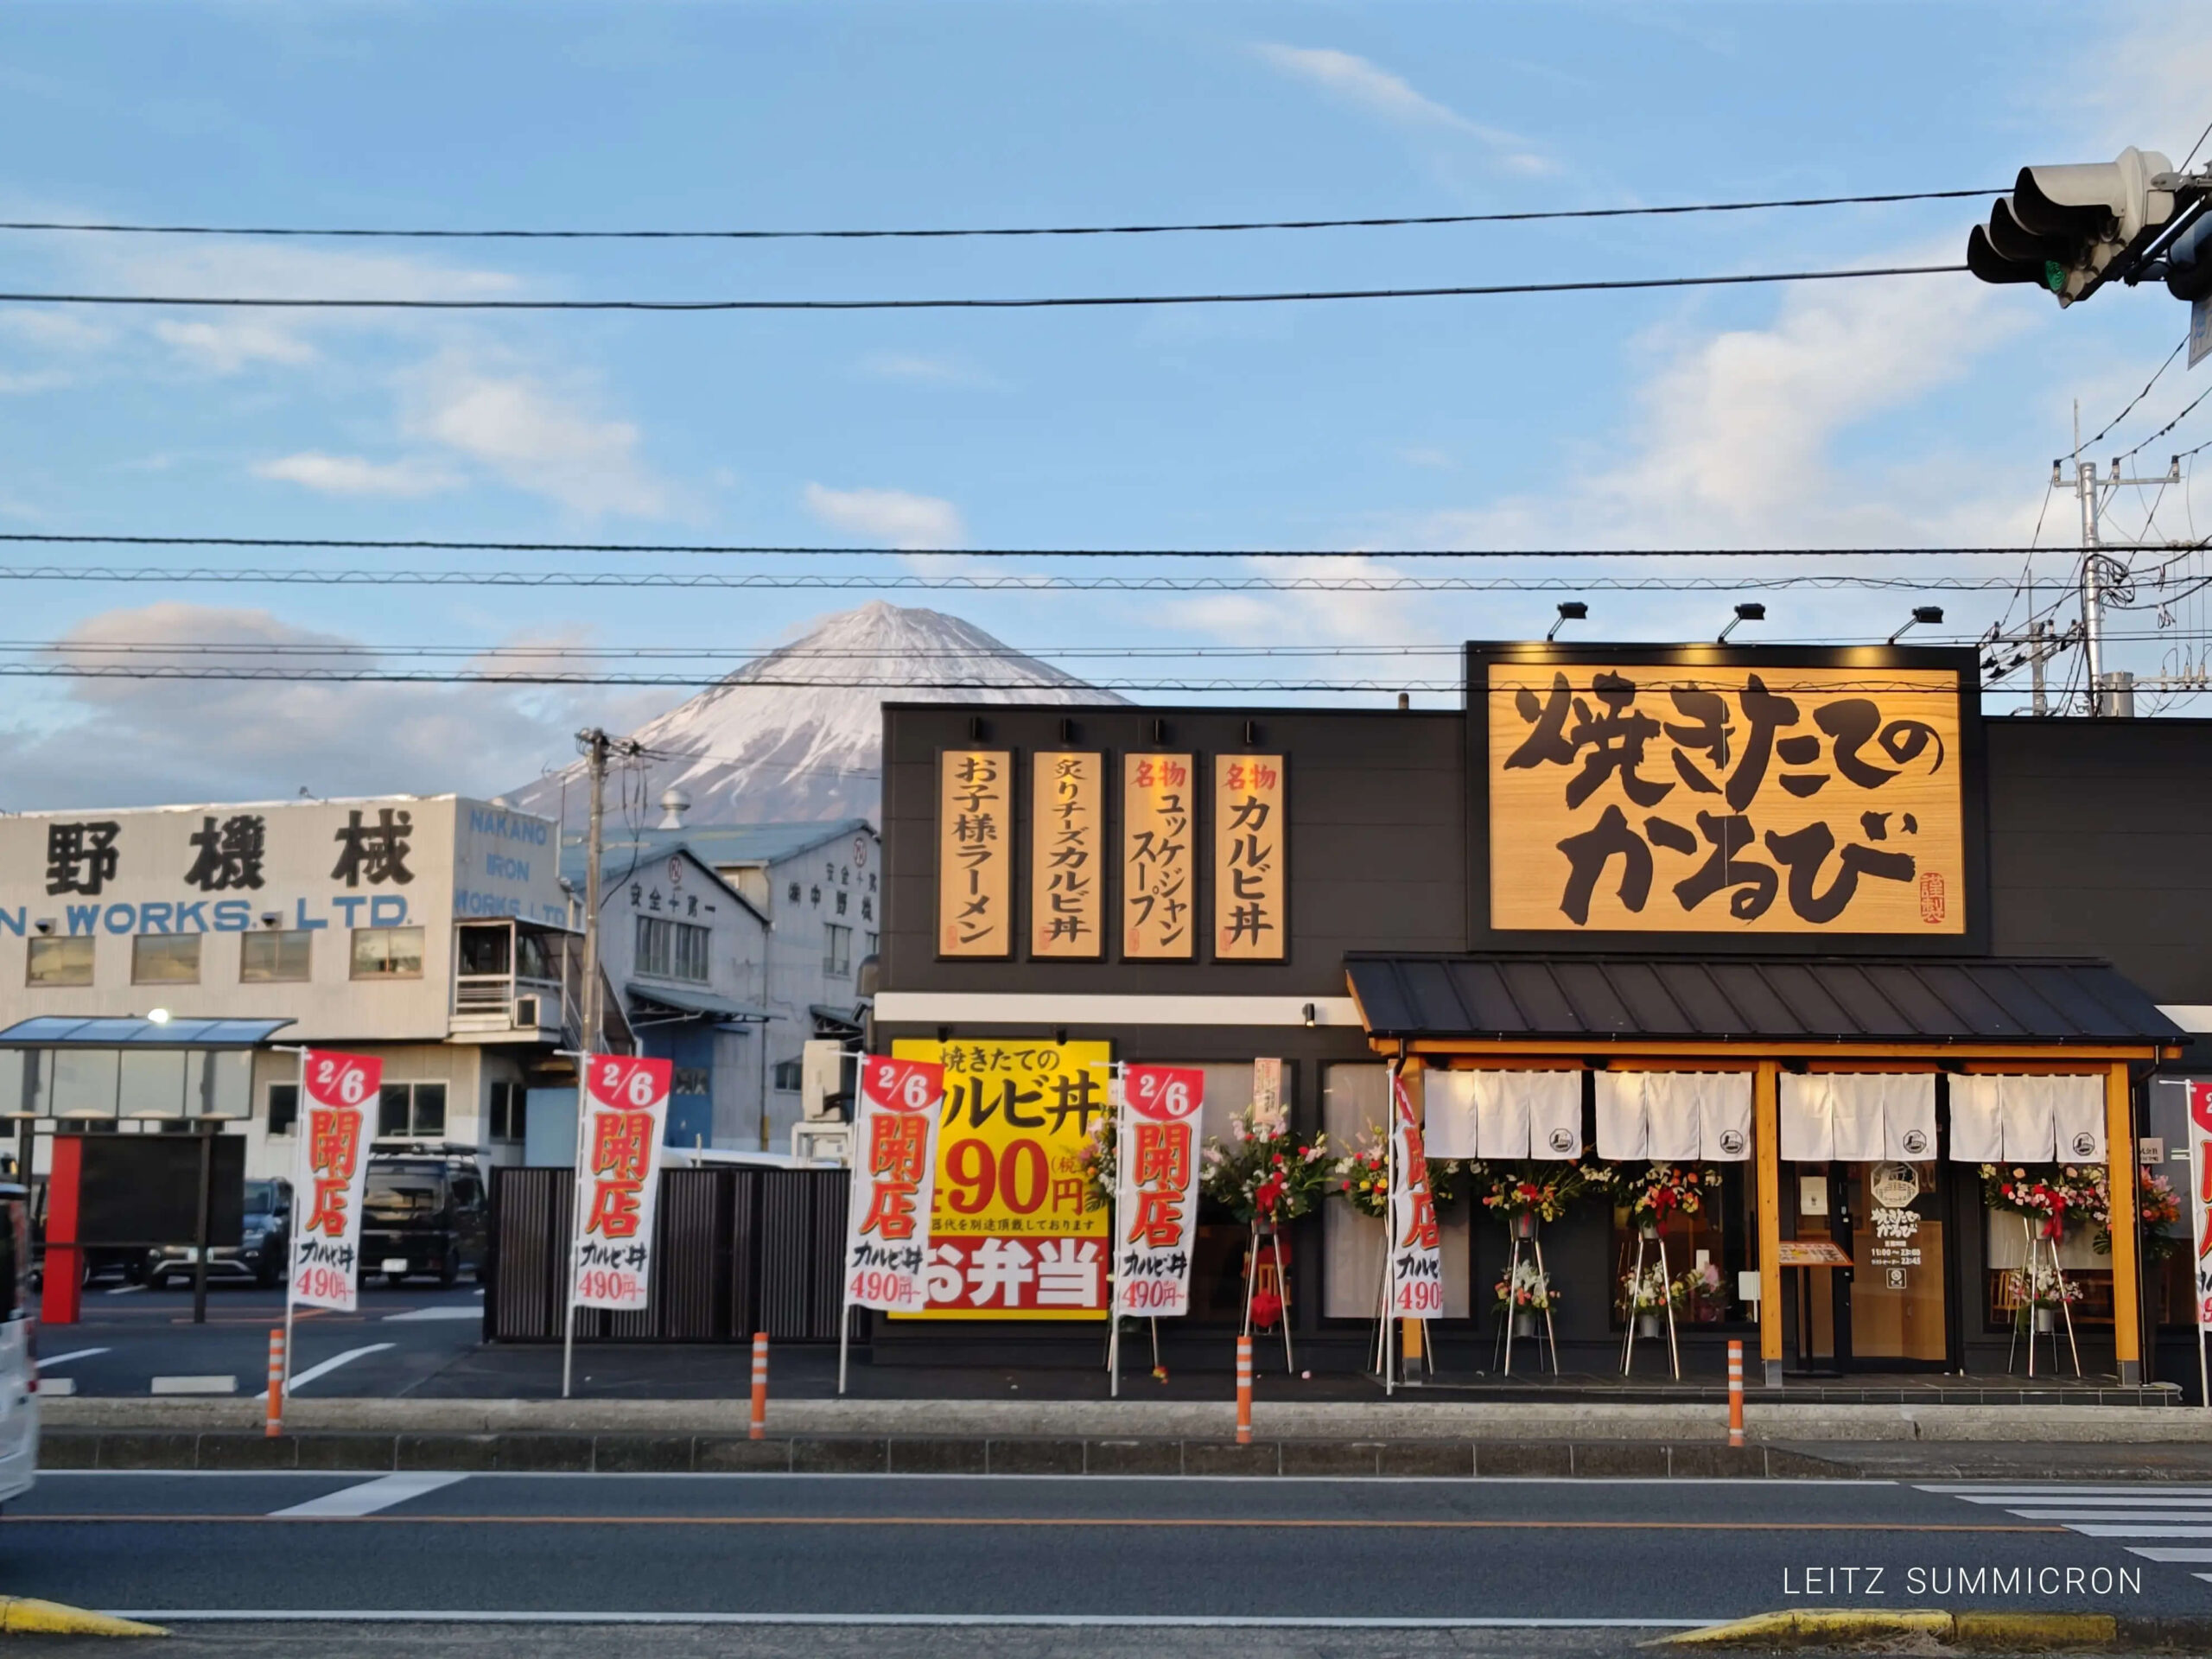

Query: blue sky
[{"left": 0, "top": 2, "right": 2206, "bottom": 805}]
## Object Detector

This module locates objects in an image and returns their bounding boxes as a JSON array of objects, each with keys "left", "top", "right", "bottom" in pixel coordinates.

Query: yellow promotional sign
[
  {"left": 891, "top": 1039, "right": 1111, "bottom": 1319},
  {"left": 1487, "top": 662, "right": 1967, "bottom": 936}
]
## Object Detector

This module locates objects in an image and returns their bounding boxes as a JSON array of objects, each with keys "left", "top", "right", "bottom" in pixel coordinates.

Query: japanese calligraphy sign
[
  {"left": 1123, "top": 753, "right": 1195, "bottom": 959},
  {"left": 892, "top": 1038, "right": 1110, "bottom": 1319},
  {"left": 288, "top": 1049, "right": 382, "bottom": 1313},
  {"left": 843, "top": 1056, "right": 945, "bottom": 1313},
  {"left": 1031, "top": 752, "right": 1103, "bottom": 958},
  {"left": 570, "top": 1055, "right": 671, "bottom": 1312},
  {"left": 1213, "top": 755, "right": 1286, "bottom": 961},
  {"left": 1485, "top": 660, "right": 1967, "bottom": 935},
  {"left": 1389, "top": 1069, "right": 1444, "bottom": 1319},
  {"left": 938, "top": 750, "right": 1013, "bottom": 957},
  {"left": 2189, "top": 1083, "right": 2212, "bottom": 1332},
  {"left": 1114, "top": 1065, "right": 1205, "bottom": 1317}
]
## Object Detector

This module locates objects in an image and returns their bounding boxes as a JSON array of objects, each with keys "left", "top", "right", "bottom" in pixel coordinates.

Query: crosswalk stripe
[
  {"left": 2053, "top": 1524, "right": 2212, "bottom": 1539},
  {"left": 2002, "top": 1510, "right": 2212, "bottom": 1522},
  {"left": 269, "top": 1473, "right": 467, "bottom": 1519},
  {"left": 1917, "top": 1484, "right": 2212, "bottom": 1497},
  {"left": 2126, "top": 1548, "right": 2212, "bottom": 1563},
  {"left": 1950, "top": 1496, "right": 2212, "bottom": 1509}
]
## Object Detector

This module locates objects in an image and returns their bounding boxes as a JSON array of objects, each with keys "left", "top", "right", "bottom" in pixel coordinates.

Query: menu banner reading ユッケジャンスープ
[
  {"left": 1123, "top": 753, "right": 1195, "bottom": 959},
  {"left": 289, "top": 1049, "right": 384, "bottom": 1313},
  {"left": 1114, "top": 1065, "right": 1205, "bottom": 1318},
  {"left": 893, "top": 1039, "right": 1110, "bottom": 1319},
  {"left": 843, "top": 1055, "right": 946, "bottom": 1315},
  {"left": 1485, "top": 661, "right": 1967, "bottom": 935},
  {"left": 570, "top": 1055, "right": 671, "bottom": 1313}
]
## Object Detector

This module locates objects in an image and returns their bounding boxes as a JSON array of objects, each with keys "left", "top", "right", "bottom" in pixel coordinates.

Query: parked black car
[
  {"left": 360, "top": 1150, "right": 488, "bottom": 1287},
  {"left": 146, "top": 1177, "right": 291, "bottom": 1289}
]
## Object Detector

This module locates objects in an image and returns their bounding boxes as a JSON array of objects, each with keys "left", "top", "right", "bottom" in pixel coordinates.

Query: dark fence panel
[{"left": 488, "top": 1164, "right": 844, "bottom": 1344}]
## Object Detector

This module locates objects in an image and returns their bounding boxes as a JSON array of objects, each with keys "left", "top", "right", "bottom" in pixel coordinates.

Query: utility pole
[
  {"left": 2071, "top": 444, "right": 2182, "bottom": 715},
  {"left": 573, "top": 727, "right": 640, "bottom": 1058}
]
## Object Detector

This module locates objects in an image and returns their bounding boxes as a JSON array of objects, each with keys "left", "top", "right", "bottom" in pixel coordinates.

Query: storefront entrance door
[{"left": 1834, "top": 1160, "right": 1948, "bottom": 1369}]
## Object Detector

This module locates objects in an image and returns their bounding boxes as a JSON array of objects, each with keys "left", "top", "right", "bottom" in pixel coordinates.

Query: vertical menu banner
[
  {"left": 938, "top": 750, "right": 1013, "bottom": 957},
  {"left": 844, "top": 1055, "right": 945, "bottom": 1314},
  {"left": 1114, "top": 1065, "right": 1205, "bottom": 1317},
  {"left": 2190, "top": 1083, "right": 2212, "bottom": 1332},
  {"left": 1214, "top": 754, "right": 1286, "bottom": 961},
  {"left": 572, "top": 1055, "right": 671, "bottom": 1312},
  {"left": 1122, "top": 753, "right": 1195, "bottom": 959},
  {"left": 1031, "top": 752, "right": 1103, "bottom": 958},
  {"left": 289, "top": 1049, "right": 383, "bottom": 1313},
  {"left": 1389, "top": 1069, "right": 1443, "bottom": 1318}
]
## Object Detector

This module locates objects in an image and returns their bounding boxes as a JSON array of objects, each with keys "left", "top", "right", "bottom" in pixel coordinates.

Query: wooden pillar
[
  {"left": 2105, "top": 1061, "right": 2143, "bottom": 1386},
  {"left": 1753, "top": 1059, "right": 1783, "bottom": 1387}
]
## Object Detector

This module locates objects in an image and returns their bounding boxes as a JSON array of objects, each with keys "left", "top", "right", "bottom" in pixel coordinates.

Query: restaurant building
[{"left": 871, "top": 643, "right": 2208, "bottom": 1390}]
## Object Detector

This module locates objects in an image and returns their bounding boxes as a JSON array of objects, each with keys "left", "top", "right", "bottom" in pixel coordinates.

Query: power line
[
  {"left": 0, "top": 264, "right": 1963, "bottom": 313},
  {"left": 2082, "top": 341, "right": 2185, "bottom": 454},
  {"left": 0, "top": 532, "right": 2072, "bottom": 558},
  {"left": 2119, "top": 383, "right": 2212, "bottom": 462},
  {"left": 0, "top": 190, "right": 2000, "bottom": 243},
  {"left": 0, "top": 565, "right": 2044, "bottom": 593}
]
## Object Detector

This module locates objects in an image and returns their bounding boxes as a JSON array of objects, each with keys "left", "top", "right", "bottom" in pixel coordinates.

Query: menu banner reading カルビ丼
[
  {"left": 1114, "top": 1065, "right": 1205, "bottom": 1318},
  {"left": 571, "top": 1054, "right": 671, "bottom": 1313},
  {"left": 893, "top": 1038, "right": 1110, "bottom": 1319},
  {"left": 844, "top": 1055, "right": 945, "bottom": 1314},
  {"left": 289, "top": 1048, "right": 384, "bottom": 1313},
  {"left": 1389, "top": 1069, "right": 1443, "bottom": 1318},
  {"left": 1485, "top": 661, "right": 1967, "bottom": 935},
  {"left": 2190, "top": 1083, "right": 2212, "bottom": 1332},
  {"left": 1213, "top": 754, "right": 1286, "bottom": 961}
]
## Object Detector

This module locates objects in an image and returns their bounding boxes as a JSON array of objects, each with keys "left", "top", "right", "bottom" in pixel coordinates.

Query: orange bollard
[
  {"left": 264, "top": 1327, "right": 286, "bottom": 1440},
  {"left": 1236, "top": 1335, "right": 1253, "bottom": 1446},
  {"left": 1727, "top": 1338, "right": 1745, "bottom": 1448},
  {"left": 750, "top": 1332, "right": 769, "bottom": 1440}
]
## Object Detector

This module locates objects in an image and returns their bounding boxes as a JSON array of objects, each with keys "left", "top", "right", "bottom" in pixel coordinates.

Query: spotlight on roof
[
  {"left": 146, "top": 1007, "right": 172, "bottom": 1025},
  {"left": 1888, "top": 605, "right": 1947, "bottom": 643},
  {"left": 1718, "top": 601, "right": 1766, "bottom": 643},
  {"left": 1547, "top": 601, "right": 1588, "bottom": 642}
]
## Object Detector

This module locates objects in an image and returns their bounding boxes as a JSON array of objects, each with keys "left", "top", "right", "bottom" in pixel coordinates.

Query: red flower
[{"left": 1250, "top": 1288, "right": 1284, "bottom": 1329}]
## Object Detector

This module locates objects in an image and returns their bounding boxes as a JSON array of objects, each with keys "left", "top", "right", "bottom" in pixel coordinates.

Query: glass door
[{"left": 1835, "top": 1160, "right": 1948, "bottom": 1369}]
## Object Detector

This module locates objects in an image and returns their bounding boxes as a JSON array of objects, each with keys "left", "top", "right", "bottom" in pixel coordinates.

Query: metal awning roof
[
  {"left": 622, "top": 982, "right": 769, "bottom": 1024},
  {"left": 0, "top": 1015, "right": 296, "bottom": 1049},
  {"left": 1343, "top": 955, "right": 2185, "bottom": 1046}
]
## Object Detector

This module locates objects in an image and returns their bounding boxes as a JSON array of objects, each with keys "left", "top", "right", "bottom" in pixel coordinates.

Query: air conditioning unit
[
  {"left": 801, "top": 1039, "right": 849, "bottom": 1122},
  {"left": 512, "top": 995, "right": 541, "bottom": 1030}
]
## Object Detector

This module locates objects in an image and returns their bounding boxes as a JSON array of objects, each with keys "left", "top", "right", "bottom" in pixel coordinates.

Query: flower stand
[
  {"left": 2006, "top": 1214, "right": 2082, "bottom": 1379},
  {"left": 1494, "top": 1211, "right": 1560, "bottom": 1377},
  {"left": 1619, "top": 1222, "right": 1681, "bottom": 1381},
  {"left": 1242, "top": 1223, "right": 1295, "bottom": 1374}
]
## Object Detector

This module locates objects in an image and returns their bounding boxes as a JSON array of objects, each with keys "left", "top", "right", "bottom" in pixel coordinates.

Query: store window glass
[
  {"left": 1608, "top": 1164, "right": 1749, "bottom": 1331},
  {"left": 1320, "top": 1064, "right": 1470, "bottom": 1321}
]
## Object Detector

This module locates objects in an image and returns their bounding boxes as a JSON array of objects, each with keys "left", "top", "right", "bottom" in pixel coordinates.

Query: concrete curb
[
  {"left": 0, "top": 1595, "right": 168, "bottom": 1637},
  {"left": 40, "top": 1395, "right": 2212, "bottom": 1442},
  {"left": 1660, "top": 1608, "right": 2212, "bottom": 1649}
]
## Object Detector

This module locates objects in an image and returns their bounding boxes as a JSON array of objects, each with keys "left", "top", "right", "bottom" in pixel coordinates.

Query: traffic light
[
  {"left": 2163, "top": 211, "right": 2212, "bottom": 302},
  {"left": 1967, "top": 147, "right": 2176, "bottom": 305}
]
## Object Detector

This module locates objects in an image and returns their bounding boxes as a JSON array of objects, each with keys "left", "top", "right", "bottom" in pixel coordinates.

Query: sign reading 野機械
[
  {"left": 893, "top": 1039, "right": 1110, "bottom": 1319},
  {"left": 1486, "top": 661, "right": 1967, "bottom": 935}
]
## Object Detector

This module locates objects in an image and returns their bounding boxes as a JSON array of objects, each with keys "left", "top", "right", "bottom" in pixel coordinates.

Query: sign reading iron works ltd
[{"left": 1483, "top": 655, "right": 1968, "bottom": 936}]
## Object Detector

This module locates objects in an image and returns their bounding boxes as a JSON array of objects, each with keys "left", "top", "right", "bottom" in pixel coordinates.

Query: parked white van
[{"left": 0, "top": 1185, "right": 36, "bottom": 1503}]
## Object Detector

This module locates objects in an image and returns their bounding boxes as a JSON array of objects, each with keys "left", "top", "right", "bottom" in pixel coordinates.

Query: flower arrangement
[
  {"left": 2096, "top": 1170, "right": 2183, "bottom": 1262},
  {"left": 2016, "top": 1259, "right": 2083, "bottom": 1311},
  {"left": 1613, "top": 1162, "right": 1720, "bottom": 1228},
  {"left": 1478, "top": 1161, "right": 1592, "bottom": 1224},
  {"left": 1334, "top": 1135, "right": 1391, "bottom": 1220},
  {"left": 1980, "top": 1163, "right": 2109, "bottom": 1238},
  {"left": 1673, "top": 1261, "right": 1726, "bottom": 1320},
  {"left": 1494, "top": 1257, "right": 1556, "bottom": 1313},
  {"left": 1618, "top": 1262, "right": 1672, "bottom": 1316},
  {"left": 1076, "top": 1116, "right": 1116, "bottom": 1212},
  {"left": 1202, "top": 1109, "right": 1332, "bottom": 1225}
]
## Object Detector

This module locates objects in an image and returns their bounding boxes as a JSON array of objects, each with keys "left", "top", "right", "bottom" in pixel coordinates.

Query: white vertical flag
[
  {"left": 843, "top": 1055, "right": 945, "bottom": 1314},
  {"left": 570, "top": 1055, "right": 671, "bottom": 1312},
  {"left": 1389, "top": 1069, "right": 1443, "bottom": 1318},
  {"left": 1114, "top": 1065, "right": 1204, "bottom": 1318},
  {"left": 289, "top": 1049, "right": 383, "bottom": 1314}
]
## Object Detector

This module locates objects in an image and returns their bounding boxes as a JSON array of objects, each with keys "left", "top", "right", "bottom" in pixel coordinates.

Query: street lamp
[
  {"left": 1887, "top": 605, "right": 1946, "bottom": 643},
  {"left": 1547, "top": 601, "right": 1588, "bottom": 642},
  {"left": 1718, "top": 602, "right": 1765, "bottom": 643}
]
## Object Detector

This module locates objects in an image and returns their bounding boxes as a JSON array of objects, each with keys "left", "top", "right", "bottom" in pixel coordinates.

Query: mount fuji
[{"left": 505, "top": 601, "right": 1122, "bottom": 827}]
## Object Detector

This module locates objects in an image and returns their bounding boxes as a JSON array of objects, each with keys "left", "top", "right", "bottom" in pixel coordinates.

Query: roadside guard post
[
  {"left": 1727, "top": 1339, "right": 1745, "bottom": 1447},
  {"left": 264, "top": 1327, "right": 285, "bottom": 1439},
  {"left": 1236, "top": 1335, "right": 1253, "bottom": 1445},
  {"left": 750, "top": 1332, "right": 769, "bottom": 1440}
]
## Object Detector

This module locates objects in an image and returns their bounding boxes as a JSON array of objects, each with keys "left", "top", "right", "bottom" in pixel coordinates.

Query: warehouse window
[
  {"left": 636, "top": 916, "right": 709, "bottom": 983},
  {"left": 131, "top": 934, "right": 200, "bottom": 985},
  {"left": 27, "top": 936, "right": 93, "bottom": 988},
  {"left": 823, "top": 924, "right": 851, "bottom": 978},
  {"left": 488, "top": 1080, "right": 526, "bottom": 1142},
  {"left": 267, "top": 1082, "right": 299, "bottom": 1138},
  {"left": 241, "top": 930, "right": 312, "bottom": 983},
  {"left": 351, "top": 926, "right": 423, "bottom": 980},
  {"left": 772, "top": 1058, "right": 803, "bottom": 1092},
  {"left": 378, "top": 1081, "right": 447, "bottom": 1138}
]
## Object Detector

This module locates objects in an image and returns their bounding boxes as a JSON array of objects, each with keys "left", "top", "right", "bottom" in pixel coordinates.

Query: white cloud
[
  {"left": 804, "top": 483, "right": 966, "bottom": 550},
  {"left": 251, "top": 451, "right": 461, "bottom": 498},
  {"left": 0, "top": 602, "right": 598, "bottom": 808},
  {"left": 0, "top": 308, "right": 112, "bottom": 352},
  {"left": 403, "top": 355, "right": 670, "bottom": 518},
  {"left": 0, "top": 369, "right": 70, "bottom": 395},
  {"left": 153, "top": 317, "right": 317, "bottom": 372},
  {"left": 856, "top": 352, "right": 1000, "bottom": 387},
  {"left": 1253, "top": 43, "right": 1555, "bottom": 175}
]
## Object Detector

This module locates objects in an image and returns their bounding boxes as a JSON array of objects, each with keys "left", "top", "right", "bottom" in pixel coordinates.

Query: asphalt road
[
  {"left": 4, "top": 1471, "right": 2207, "bottom": 1633},
  {"left": 35, "top": 1281, "right": 486, "bottom": 1398}
]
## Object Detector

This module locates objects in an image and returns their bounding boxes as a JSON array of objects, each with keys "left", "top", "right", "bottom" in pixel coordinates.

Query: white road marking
[
  {"left": 103, "top": 1283, "right": 145, "bottom": 1296},
  {"left": 2003, "top": 1509, "right": 2212, "bottom": 1521},
  {"left": 380, "top": 1307, "right": 482, "bottom": 1322},
  {"left": 105, "top": 1613, "right": 1717, "bottom": 1628},
  {"left": 37, "top": 1378, "right": 73, "bottom": 1395},
  {"left": 1919, "top": 1483, "right": 2212, "bottom": 1496},
  {"left": 268, "top": 1472, "right": 468, "bottom": 1518},
  {"left": 1949, "top": 1494, "right": 2212, "bottom": 1507},
  {"left": 286, "top": 1344, "right": 395, "bottom": 1393},
  {"left": 2053, "top": 1524, "right": 2212, "bottom": 1538},
  {"left": 150, "top": 1376, "right": 236, "bottom": 1395},
  {"left": 2129, "top": 1548, "right": 2212, "bottom": 1562},
  {"left": 35, "top": 1348, "right": 109, "bottom": 1368}
]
